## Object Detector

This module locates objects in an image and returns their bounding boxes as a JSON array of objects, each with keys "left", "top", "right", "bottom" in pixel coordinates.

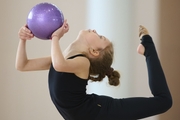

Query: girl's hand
[
  {"left": 51, "top": 19, "right": 69, "bottom": 40},
  {"left": 18, "top": 25, "right": 34, "bottom": 41}
]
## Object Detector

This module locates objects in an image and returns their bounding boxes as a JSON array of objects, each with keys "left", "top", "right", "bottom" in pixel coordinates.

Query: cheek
[
  {"left": 103, "top": 41, "right": 110, "bottom": 49},
  {"left": 97, "top": 41, "right": 109, "bottom": 50},
  {"left": 87, "top": 35, "right": 98, "bottom": 43}
]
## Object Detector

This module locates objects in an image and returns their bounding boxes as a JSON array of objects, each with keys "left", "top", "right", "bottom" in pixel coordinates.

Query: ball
[{"left": 27, "top": 3, "right": 64, "bottom": 40}]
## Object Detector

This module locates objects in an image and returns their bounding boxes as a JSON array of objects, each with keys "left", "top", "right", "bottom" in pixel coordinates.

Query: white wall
[
  {"left": 0, "top": 1, "right": 87, "bottom": 120},
  {"left": 86, "top": 0, "right": 136, "bottom": 98}
]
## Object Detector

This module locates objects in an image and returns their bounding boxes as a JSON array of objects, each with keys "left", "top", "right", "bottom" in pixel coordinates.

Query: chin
[
  {"left": 80, "top": 29, "right": 88, "bottom": 33},
  {"left": 77, "top": 30, "right": 86, "bottom": 39},
  {"left": 78, "top": 30, "right": 88, "bottom": 35}
]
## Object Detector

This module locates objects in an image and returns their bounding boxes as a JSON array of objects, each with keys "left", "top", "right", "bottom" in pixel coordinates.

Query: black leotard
[
  {"left": 48, "top": 54, "right": 101, "bottom": 120},
  {"left": 48, "top": 35, "right": 172, "bottom": 120}
]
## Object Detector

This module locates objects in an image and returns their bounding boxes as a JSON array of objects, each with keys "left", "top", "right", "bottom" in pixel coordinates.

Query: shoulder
[
  {"left": 72, "top": 55, "right": 90, "bottom": 70},
  {"left": 67, "top": 54, "right": 90, "bottom": 67},
  {"left": 71, "top": 56, "right": 90, "bottom": 79},
  {"left": 54, "top": 54, "right": 90, "bottom": 77}
]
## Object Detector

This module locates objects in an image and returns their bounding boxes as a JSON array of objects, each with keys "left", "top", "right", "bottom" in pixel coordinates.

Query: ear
[{"left": 89, "top": 48, "right": 100, "bottom": 57}]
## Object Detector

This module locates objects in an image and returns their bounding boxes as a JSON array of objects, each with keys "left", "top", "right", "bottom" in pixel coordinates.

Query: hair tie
[{"left": 105, "top": 67, "right": 114, "bottom": 77}]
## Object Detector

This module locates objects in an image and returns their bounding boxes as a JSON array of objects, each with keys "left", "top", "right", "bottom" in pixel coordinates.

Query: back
[{"left": 48, "top": 54, "right": 101, "bottom": 120}]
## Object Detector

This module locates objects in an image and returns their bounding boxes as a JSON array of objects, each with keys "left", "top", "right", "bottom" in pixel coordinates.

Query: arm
[
  {"left": 51, "top": 20, "right": 90, "bottom": 74},
  {"left": 51, "top": 38, "right": 89, "bottom": 73},
  {"left": 15, "top": 25, "right": 51, "bottom": 71}
]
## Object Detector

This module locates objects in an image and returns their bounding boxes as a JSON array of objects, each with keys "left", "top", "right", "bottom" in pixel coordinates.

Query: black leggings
[{"left": 95, "top": 35, "right": 172, "bottom": 120}]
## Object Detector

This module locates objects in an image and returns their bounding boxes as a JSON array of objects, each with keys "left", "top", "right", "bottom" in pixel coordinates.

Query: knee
[
  {"left": 162, "top": 96, "right": 173, "bottom": 112},
  {"left": 167, "top": 97, "right": 173, "bottom": 110}
]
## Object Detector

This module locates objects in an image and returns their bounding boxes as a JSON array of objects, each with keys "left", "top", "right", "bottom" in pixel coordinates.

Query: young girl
[{"left": 16, "top": 21, "right": 172, "bottom": 120}]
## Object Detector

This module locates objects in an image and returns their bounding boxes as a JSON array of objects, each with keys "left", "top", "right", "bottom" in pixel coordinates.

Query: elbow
[
  {"left": 15, "top": 66, "right": 24, "bottom": 71},
  {"left": 15, "top": 64, "right": 25, "bottom": 72},
  {"left": 15, "top": 60, "right": 29, "bottom": 71}
]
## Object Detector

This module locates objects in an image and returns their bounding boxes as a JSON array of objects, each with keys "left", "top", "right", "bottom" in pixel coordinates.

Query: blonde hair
[{"left": 86, "top": 42, "right": 120, "bottom": 86}]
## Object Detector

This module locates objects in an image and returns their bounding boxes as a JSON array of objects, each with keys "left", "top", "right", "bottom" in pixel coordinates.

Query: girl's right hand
[
  {"left": 18, "top": 25, "right": 34, "bottom": 41},
  {"left": 51, "top": 20, "right": 69, "bottom": 40}
]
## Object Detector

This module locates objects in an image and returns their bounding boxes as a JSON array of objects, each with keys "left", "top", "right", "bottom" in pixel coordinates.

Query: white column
[{"left": 86, "top": 0, "right": 136, "bottom": 98}]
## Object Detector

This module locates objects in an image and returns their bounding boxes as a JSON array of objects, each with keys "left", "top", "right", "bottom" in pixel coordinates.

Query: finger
[
  {"left": 21, "top": 35, "right": 34, "bottom": 40},
  {"left": 59, "top": 22, "right": 66, "bottom": 29},
  {"left": 64, "top": 24, "right": 68, "bottom": 29},
  {"left": 19, "top": 33, "right": 31, "bottom": 40},
  {"left": 19, "top": 34, "right": 29, "bottom": 40},
  {"left": 63, "top": 19, "right": 68, "bottom": 26},
  {"left": 21, "top": 30, "right": 34, "bottom": 37},
  {"left": 64, "top": 19, "right": 67, "bottom": 23},
  {"left": 19, "top": 30, "right": 34, "bottom": 38},
  {"left": 23, "top": 26, "right": 31, "bottom": 33},
  {"left": 66, "top": 23, "right": 69, "bottom": 27},
  {"left": 21, "top": 26, "right": 34, "bottom": 36}
]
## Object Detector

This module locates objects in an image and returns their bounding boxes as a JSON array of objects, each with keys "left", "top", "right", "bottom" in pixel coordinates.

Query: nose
[{"left": 92, "top": 29, "right": 97, "bottom": 33}]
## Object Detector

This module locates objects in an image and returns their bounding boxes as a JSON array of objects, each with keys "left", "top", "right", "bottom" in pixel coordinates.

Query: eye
[{"left": 99, "top": 35, "right": 103, "bottom": 39}]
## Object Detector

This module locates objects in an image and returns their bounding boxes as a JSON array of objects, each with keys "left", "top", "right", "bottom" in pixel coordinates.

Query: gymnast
[{"left": 16, "top": 20, "right": 172, "bottom": 120}]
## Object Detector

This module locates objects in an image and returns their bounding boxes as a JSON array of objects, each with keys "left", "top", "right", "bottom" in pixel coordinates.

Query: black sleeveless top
[{"left": 48, "top": 54, "right": 100, "bottom": 120}]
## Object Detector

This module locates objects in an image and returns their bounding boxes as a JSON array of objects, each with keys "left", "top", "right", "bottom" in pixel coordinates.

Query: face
[{"left": 79, "top": 29, "right": 110, "bottom": 50}]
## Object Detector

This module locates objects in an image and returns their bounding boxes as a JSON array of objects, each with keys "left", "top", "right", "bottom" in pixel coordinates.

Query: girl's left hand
[{"left": 51, "top": 19, "right": 69, "bottom": 40}]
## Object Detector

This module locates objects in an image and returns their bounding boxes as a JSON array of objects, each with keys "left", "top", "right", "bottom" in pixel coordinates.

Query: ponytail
[{"left": 107, "top": 70, "right": 120, "bottom": 86}]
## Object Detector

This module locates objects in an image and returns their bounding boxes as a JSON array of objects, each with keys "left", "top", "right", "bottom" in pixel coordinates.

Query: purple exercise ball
[{"left": 27, "top": 3, "right": 64, "bottom": 40}]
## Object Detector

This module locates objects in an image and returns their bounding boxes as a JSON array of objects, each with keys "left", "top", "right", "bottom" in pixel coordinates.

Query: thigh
[{"left": 95, "top": 96, "right": 163, "bottom": 120}]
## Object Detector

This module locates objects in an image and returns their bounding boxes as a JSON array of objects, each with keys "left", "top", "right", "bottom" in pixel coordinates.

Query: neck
[{"left": 63, "top": 38, "right": 89, "bottom": 59}]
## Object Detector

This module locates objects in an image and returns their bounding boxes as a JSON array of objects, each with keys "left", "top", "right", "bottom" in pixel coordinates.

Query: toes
[{"left": 139, "top": 25, "right": 149, "bottom": 38}]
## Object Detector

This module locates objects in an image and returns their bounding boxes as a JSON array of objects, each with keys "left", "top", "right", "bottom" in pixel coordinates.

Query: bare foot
[{"left": 137, "top": 25, "right": 149, "bottom": 55}]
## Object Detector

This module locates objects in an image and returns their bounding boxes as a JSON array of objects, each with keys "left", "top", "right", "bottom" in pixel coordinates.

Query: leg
[
  {"left": 138, "top": 25, "right": 172, "bottom": 101},
  {"left": 96, "top": 26, "right": 172, "bottom": 120}
]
